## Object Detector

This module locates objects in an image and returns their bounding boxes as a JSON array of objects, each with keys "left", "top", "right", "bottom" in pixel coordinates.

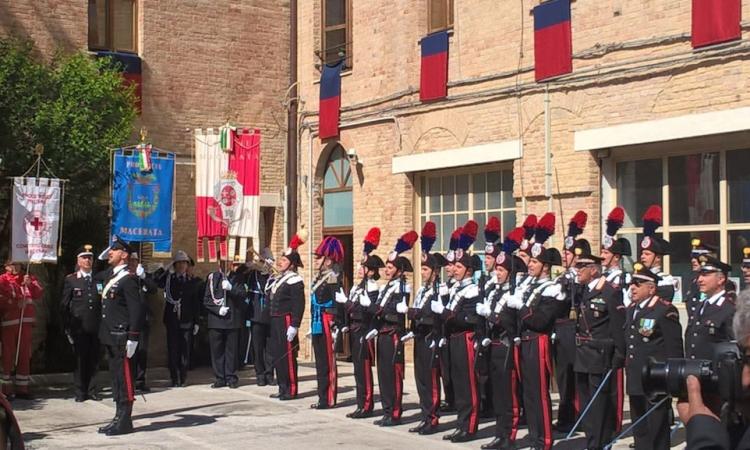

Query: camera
[{"left": 642, "top": 342, "right": 743, "bottom": 405}]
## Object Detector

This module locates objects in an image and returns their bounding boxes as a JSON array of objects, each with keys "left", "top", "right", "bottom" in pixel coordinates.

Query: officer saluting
[
  {"left": 61, "top": 244, "right": 102, "bottom": 402},
  {"left": 685, "top": 255, "right": 735, "bottom": 360},
  {"left": 97, "top": 236, "right": 145, "bottom": 436},
  {"left": 624, "top": 263, "right": 683, "bottom": 450}
]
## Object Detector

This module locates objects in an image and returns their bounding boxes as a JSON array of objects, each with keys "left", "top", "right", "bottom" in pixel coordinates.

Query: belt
[
  {"left": 556, "top": 314, "right": 577, "bottom": 324},
  {"left": 575, "top": 335, "right": 592, "bottom": 346}
]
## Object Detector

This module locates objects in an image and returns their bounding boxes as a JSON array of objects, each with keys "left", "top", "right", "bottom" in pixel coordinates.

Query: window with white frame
[
  {"left": 611, "top": 148, "right": 750, "bottom": 299},
  {"left": 418, "top": 166, "right": 516, "bottom": 261}
]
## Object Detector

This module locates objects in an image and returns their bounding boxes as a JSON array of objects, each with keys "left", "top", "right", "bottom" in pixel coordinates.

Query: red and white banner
[
  {"left": 11, "top": 177, "right": 61, "bottom": 263},
  {"left": 194, "top": 128, "right": 261, "bottom": 262}
]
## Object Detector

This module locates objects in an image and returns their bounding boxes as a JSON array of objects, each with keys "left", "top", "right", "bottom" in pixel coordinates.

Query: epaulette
[
  {"left": 286, "top": 274, "right": 303, "bottom": 285},
  {"left": 366, "top": 279, "right": 379, "bottom": 293},
  {"left": 403, "top": 283, "right": 412, "bottom": 294},
  {"left": 325, "top": 272, "right": 338, "bottom": 284},
  {"left": 462, "top": 284, "right": 479, "bottom": 298},
  {"left": 542, "top": 283, "right": 563, "bottom": 299}
]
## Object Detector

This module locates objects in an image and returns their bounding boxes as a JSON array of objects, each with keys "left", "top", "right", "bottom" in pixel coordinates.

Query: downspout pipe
[{"left": 286, "top": 0, "right": 298, "bottom": 241}]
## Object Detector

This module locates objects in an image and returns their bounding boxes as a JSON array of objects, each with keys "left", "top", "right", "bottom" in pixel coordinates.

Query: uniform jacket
[
  {"left": 99, "top": 264, "right": 145, "bottom": 345},
  {"left": 248, "top": 270, "right": 271, "bottom": 324},
  {"left": 487, "top": 282, "right": 518, "bottom": 341},
  {"left": 408, "top": 281, "right": 440, "bottom": 336},
  {"left": 368, "top": 277, "right": 410, "bottom": 334},
  {"left": 624, "top": 295, "right": 683, "bottom": 396},
  {"left": 518, "top": 278, "right": 568, "bottom": 335},
  {"left": 346, "top": 278, "right": 378, "bottom": 331},
  {"left": 62, "top": 271, "right": 101, "bottom": 335},
  {"left": 574, "top": 277, "right": 626, "bottom": 373},
  {"left": 155, "top": 270, "right": 203, "bottom": 329},
  {"left": 441, "top": 278, "right": 481, "bottom": 335},
  {"left": 309, "top": 269, "right": 341, "bottom": 335},
  {"left": 203, "top": 270, "right": 248, "bottom": 329},
  {"left": 685, "top": 289, "right": 735, "bottom": 361},
  {"left": 267, "top": 270, "right": 305, "bottom": 328}
]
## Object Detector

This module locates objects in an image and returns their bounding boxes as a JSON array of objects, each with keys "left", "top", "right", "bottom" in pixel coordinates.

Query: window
[
  {"left": 88, "top": 0, "right": 137, "bottom": 53},
  {"left": 428, "top": 0, "right": 454, "bottom": 34},
  {"left": 611, "top": 149, "right": 750, "bottom": 298},
  {"left": 418, "top": 166, "right": 516, "bottom": 263},
  {"left": 321, "top": 0, "right": 352, "bottom": 68},
  {"left": 323, "top": 145, "right": 353, "bottom": 230}
]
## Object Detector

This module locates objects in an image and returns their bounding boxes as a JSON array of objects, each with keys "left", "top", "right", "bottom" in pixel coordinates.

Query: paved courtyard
[{"left": 16, "top": 363, "right": 685, "bottom": 449}]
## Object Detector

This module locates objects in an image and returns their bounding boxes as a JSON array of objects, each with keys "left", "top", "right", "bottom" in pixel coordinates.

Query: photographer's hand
[{"left": 677, "top": 375, "right": 719, "bottom": 424}]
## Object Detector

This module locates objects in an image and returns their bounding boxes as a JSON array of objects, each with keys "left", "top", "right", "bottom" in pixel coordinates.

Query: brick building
[
  {"left": 1, "top": 0, "right": 291, "bottom": 366},
  {"left": 294, "top": 0, "right": 750, "bottom": 344}
]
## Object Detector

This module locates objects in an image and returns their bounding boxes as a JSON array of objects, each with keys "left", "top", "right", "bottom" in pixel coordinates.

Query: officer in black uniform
[
  {"left": 572, "top": 247, "right": 626, "bottom": 450},
  {"left": 341, "top": 248, "right": 383, "bottom": 419},
  {"left": 477, "top": 251, "right": 526, "bottom": 450},
  {"left": 624, "top": 263, "right": 684, "bottom": 450},
  {"left": 62, "top": 244, "right": 102, "bottom": 402},
  {"left": 640, "top": 205, "right": 676, "bottom": 301},
  {"left": 685, "top": 255, "right": 735, "bottom": 361},
  {"left": 204, "top": 256, "right": 249, "bottom": 389},
  {"left": 268, "top": 234, "right": 306, "bottom": 400},
  {"left": 684, "top": 239, "right": 716, "bottom": 308},
  {"left": 439, "top": 227, "right": 462, "bottom": 413},
  {"left": 248, "top": 252, "right": 274, "bottom": 386},
  {"left": 97, "top": 237, "right": 145, "bottom": 436},
  {"left": 127, "top": 252, "right": 157, "bottom": 393},
  {"left": 154, "top": 250, "right": 202, "bottom": 387}
]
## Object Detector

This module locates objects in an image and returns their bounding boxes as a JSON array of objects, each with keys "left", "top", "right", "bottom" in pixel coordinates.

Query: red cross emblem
[{"left": 29, "top": 216, "right": 44, "bottom": 231}]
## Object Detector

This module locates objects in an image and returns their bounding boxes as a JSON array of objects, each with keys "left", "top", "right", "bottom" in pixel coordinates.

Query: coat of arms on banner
[
  {"left": 209, "top": 173, "right": 243, "bottom": 227},
  {"left": 127, "top": 172, "right": 160, "bottom": 219}
]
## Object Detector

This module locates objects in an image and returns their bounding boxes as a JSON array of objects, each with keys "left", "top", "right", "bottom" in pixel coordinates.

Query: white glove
[
  {"left": 219, "top": 306, "right": 229, "bottom": 316},
  {"left": 481, "top": 338, "right": 491, "bottom": 347},
  {"left": 400, "top": 331, "right": 414, "bottom": 342},
  {"left": 438, "top": 337, "right": 447, "bottom": 348},
  {"left": 396, "top": 300, "right": 408, "bottom": 314},
  {"left": 476, "top": 302, "right": 491, "bottom": 318},
  {"left": 286, "top": 326, "right": 298, "bottom": 342},
  {"left": 340, "top": 326, "right": 349, "bottom": 334},
  {"left": 335, "top": 288, "right": 348, "bottom": 304},
  {"left": 428, "top": 339, "right": 436, "bottom": 349},
  {"left": 430, "top": 300, "right": 445, "bottom": 314},
  {"left": 365, "top": 329, "right": 378, "bottom": 340},
  {"left": 136, "top": 264, "right": 145, "bottom": 279},
  {"left": 193, "top": 324, "right": 199, "bottom": 336},
  {"left": 359, "top": 292, "right": 372, "bottom": 307},
  {"left": 332, "top": 327, "right": 340, "bottom": 342},
  {"left": 438, "top": 283, "right": 449, "bottom": 297},
  {"left": 506, "top": 292, "right": 524, "bottom": 310},
  {"left": 221, "top": 279, "right": 232, "bottom": 291},
  {"left": 126, "top": 340, "right": 138, "bottom": 359}
]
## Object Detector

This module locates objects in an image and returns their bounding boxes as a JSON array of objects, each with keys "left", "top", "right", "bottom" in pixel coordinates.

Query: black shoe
[
  {"left": 629, "top": 444, "right": 636, "bottom": 449},
  {"left": 450, "top": 431, "right": 475, "bottom": 443},
  {"left": 270, "top": 392, "right": 281, "bottom": 399},
  {"left": 278, "top": 394, "right": 294, "bottom": 401},
  {"left": 481, "top": 437, "right": 511, "bottom": 449},
  {"left": 75, "top": 395, "right": 86, "bottom": 403},
  {"left": 379, "top": 417, "right": 400, "bottom": 427},
  {"left": 88, "top": 392, "right": 102, "bottom": 401},
  {"left": 353, "top": 410, "right": 373, "bottom": 419},
  {"left": 105, "top": 403, "right": 133, "bottom": 436},
  {"left": 409, "top": 421, "right": 427, "bottom": 433},
  {"left": 443, "top": 429, "right": 461, "bottom": 441},
  {"left": 211, "top": 381, "right": 226, "bottom": 389},
  {"left": 98, "top": 419, "right": 117, "bottom": 434},
  {"left": 228, "top": 382, "right": 239, "bottom": 389},
  {"left": 373, "top": 416, "right": 386, "bottom": 426},
  {"left": 419, "top": 424, "right": 440, "bottom": 435},
  {"left": 310, "top": 402, "right": 329, "bottom": 410},
  {"left": 346, "top": 408, "right": 362, "bottom": 418},
  {"left": 257, "top": 379, "right": 267, "bottom": 387},
  {"left": 268, "top": 378, "right": 277, "bottom": 386}
]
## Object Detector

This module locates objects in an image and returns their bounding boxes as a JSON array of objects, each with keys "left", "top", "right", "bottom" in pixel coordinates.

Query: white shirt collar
[
  {"left": 78, "top": 270, "right": 92, "bottom": 278},
  {"left": 704, "top": 290, "right": 725, "bottom": 305},
  {"left": 113, "top": 264, "right": 128, "bottom": 275}
]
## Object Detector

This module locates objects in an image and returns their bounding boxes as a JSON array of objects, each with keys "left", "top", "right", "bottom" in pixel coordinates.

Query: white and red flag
[
  {"left": 11, "top": 177, "right": 62, "bottom": 263},
  {"left": 194, "top": 128, "right": 261, "bottom": 262}
]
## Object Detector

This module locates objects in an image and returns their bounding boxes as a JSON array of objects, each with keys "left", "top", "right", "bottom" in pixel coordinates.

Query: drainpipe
[
  {"left": 286, "top": 0, "right": 298, "bottom": 241},
  {"left": 544, "top": 85, "right": 553, "bottom": 213}
]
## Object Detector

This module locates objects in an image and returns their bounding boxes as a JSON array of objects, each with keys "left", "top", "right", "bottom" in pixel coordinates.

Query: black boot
[
  {"left": 98, "top": 403, "right": 120, "bottom": 434},
  {"left": 481, "top": 437, "right": 512, "bottom": 449},
  {"left": 106, "top": 403, "right": 134, "bottom": 436}
]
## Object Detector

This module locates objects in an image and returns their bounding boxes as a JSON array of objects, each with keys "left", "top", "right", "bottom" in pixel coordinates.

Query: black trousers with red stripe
[
  {"left": 490, "top": 341, "right": 519, "bottom": 441},
  {"left": 553, "top": 320, "right": 578, "bottom": 429},
  {"left": 449, "top": 331, "right": 479, "bottom": 434},
  {"left": 376, "top": 331, "right": 404, "bottom": 420},
  {"left": 105, "top": 344, "right": 134, "bottom": 407},
  {"left": 270, "top": 315, "right": 298, "bottom": 398},
  {"left": 413, "top": 334, "right": 441, "bottom": 426},
  {"left": 576, "top": 371, "right": 616, "bottom": 450},
  {"left": 312, "top": 312, "right": 338, "bottom": 407},
  {"left": 611, "top": 368, "right": 624, "bottom": 433},
  {"left": 350, "top": 325, "right": 374, "bottom": 412},
  {"left": 520, "top": 334, "right": 554, "bottom": 450}
]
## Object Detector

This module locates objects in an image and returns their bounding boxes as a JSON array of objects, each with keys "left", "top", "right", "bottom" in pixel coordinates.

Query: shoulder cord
[{"left": 207, "top": 273, "right": 226, "bottom": 306}]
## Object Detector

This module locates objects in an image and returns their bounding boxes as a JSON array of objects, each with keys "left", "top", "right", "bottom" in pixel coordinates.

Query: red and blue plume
[
  {"left": 484, "top": 216, "right": 501, "bottom": 244},
  {"left": 522, "top": 214, "right": 538, "bottom": 241},
  {"left": 642, "top": 205, "right": 662, "bottom": 237},
  {"left": 567, "top": 211, "right": 588, "bottom": 238},
  {"left": 449, "top": 227, "right": 462, "bottom": 251},
  {"left": 503, "top": 227, "right": 525, "bottom": 254},
  {"left": 420, "top": 222, "right": 437, "bottom": 254},
  {"left": 534, "top": 212, "right": 556, "bottom": 245},
  {"left": 363, "top": 227, "right": 381, "bottom": 255},
  {"left": 459, "top": 220, "right": 478, "bottom": 251},
  {"left": 394, "top": 230, "right": 419, "bottom": 255},
  {"left": 316, "top": 236, "right": 344, "bottom": 263},
  {"left": 606, "top": 207, "right": 625, "bottom": 237}
]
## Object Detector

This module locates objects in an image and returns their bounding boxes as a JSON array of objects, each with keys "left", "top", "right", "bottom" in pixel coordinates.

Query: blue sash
[{"left": 311, "top": 292, "right": 334, "bottom": 335}]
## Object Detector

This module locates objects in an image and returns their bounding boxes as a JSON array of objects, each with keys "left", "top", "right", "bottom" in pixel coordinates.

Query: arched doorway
[{"left": 321, "top": 144, "right": 353, "bottom": 294}]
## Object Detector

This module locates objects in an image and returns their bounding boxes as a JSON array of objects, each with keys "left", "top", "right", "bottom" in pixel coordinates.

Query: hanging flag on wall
[
  {"left": 533, "top": 0, "right": 573, "bottom": 82},
  {"left": 420, "top": 30, "right": 449, "bottom": 102},
  {"left": 319, "top": 61, "right": 343, "bottom": 140},
  {"left": 692, "top": 0, "right": 741, "bottom": 48},
  {"left": 195, "top": 128, "right": 261, "bottom": 262},
  {"left": 11, "top": 178, "right": 62, "bottom": 263},
  {"left": 96, "top": 51, "right": 142, "bottom": 111},
  {"left": 111, "top": 148, "right": 175, "bottom": 254}
]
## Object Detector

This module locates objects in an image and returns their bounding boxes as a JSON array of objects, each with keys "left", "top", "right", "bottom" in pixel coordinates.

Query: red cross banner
[{"left": 11, "top": 177, "right": 62, "bottom": 263}]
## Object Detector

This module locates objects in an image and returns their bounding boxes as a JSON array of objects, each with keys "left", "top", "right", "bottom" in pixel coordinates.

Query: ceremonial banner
[
  {"left": 420, "top": 31, "right": 449, "bottom": 102},
  {"left": 195, "top": 128, "right": 261, "bottom": 262},
  {"left": 11, "top": 178, "right": 61, "bottom": 263},
  {"left": 111, "top": 148, "right": 174, "bottom": 252},
  {"left": 533, "top": 0, "right": 573, "bottom": 82},
  {"left": 319, "top": 61, "right": 343, "bottom": 140},
  {"left": 692, "top": 0, "right": 741, "bottom": 49}
]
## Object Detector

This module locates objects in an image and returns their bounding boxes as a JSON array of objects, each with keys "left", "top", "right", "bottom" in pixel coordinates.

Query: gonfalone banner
[
  {"left": 11, "top": 177, "right": 62, "bottom": 263},
  {"left": 111, "top": 148, "right": 174, "bottom": 253}
]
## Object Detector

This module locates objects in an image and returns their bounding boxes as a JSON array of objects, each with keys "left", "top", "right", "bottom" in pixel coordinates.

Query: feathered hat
[
  {"left": 421, "top": 222, "right": 447, "bottom": 270},
  {"left": 602, "top": 206, "right": 631, "bottom": 256},
  {"left": 564, "top": 211, "right": 588, "bottom": 251},
  {"left": 484, "top": 216, "right": 502, "bottom": 256},
  {"left": 640, "top": 205, "right": 671, "bottom": 255},
  {"left": 530, "top": 212, "right": 560, "bottom": 266},
  {"left": 388, "top": 230, "right": 418, "bottom": 273},
  {"left": 314, "top": 236, "right": 345, "bottom": 264},
  {"left": 519, "top": 214, "right": 538, "bottom": 252},
  {"left": 446, "top": 227, "right": 463, "bottom": 263},
  {"left": 495, "top": 227, "right": 527, "bottom": 274},
  {"left": 282, "top": 227, "right": 308, "bottom": 268},
  {"left": 456, "top": 220, "right": 478, "bottom": 259},
  {"left": 361, "top": 227, "right": 384, "bottom": 270}
]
